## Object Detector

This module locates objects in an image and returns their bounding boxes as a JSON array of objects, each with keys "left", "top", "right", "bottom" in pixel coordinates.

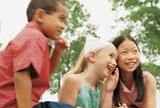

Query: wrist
[
  {"left": 104, "top": 92, "right": 113, "bottom": 98},
  {"left": 54, "top": 46, "right": 64, "bottom": 52}
]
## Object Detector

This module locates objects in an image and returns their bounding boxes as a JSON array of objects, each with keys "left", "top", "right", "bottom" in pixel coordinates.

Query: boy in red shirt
[{"left": 0, "top": 0, "right": 69, "bottom": 107}]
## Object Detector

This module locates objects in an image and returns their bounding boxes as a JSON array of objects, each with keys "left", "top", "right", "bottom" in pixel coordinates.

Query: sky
[
  {"left": 0, "top": 0, "right": 126, "bottom": 49},
  {"left": 0, "top": 0, "right": 30, "bottom": 48},
  {"left": 79, "top": 0, "right": 125, "bottom": 39}
]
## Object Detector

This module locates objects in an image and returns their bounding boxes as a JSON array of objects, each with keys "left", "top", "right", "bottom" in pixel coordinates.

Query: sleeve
[{"left": 12, "top": 37, "right": 45, "bottom": 78}]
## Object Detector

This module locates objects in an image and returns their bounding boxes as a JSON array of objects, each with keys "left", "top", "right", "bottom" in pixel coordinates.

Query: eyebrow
[
  {"left": 119, "top": 48, "right": 127, "bottom": 50},
  {"left": 60, "top": 14, "right": 67, "bottom": 19},
  {"left": 110, "top": 52, "right": 116, "bottom": 56},
  {"left": 120, "top": 46, "right": 137, "bottom": 49}
]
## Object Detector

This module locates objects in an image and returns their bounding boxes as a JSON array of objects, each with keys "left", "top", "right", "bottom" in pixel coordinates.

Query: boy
[{"left": 0, "top": 0, "right": 68, "bottom": 108}]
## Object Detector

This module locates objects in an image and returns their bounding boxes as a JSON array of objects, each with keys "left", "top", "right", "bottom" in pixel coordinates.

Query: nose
[
  {"left": 111, "top": 59, "right": 117, "bottom": 70},
  {"left": 113, "top": 60, "right": 117, "bottom": 67},
  {"left": 127, "top": 52, "right": 135, "bottom": 60},
  {"left": 60, "top": 23, "right": 65, "bottom": 31}
]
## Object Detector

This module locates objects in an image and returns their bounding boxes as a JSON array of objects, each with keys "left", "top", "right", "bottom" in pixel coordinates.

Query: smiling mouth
[
  {"left": 126, "top": 62, "right": 136, "bottom": 68},
  {"left": 58, "top": 30, "right": 62, "bottom": 35},
  {"left": 108, "top": 66, "right": 115, "bottom": 72},
  {"left": 56, "top": 32, "right": 61, "bottom": 36},
  {"left": 108, "top": 67, "right": 112, "bottom": 71}
]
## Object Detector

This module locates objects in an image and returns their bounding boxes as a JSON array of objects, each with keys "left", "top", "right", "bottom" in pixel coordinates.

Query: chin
[
  {"left": 50, "top": 37, "right": 58, "bottom": 41},
  {"left": 47, "top": 34, "right": 58, "bottom": 40},
  {"left": 126, "top": 68, "right": 136, "bottom": 73},
  {"left": 102, "top": 73, "right": 109, "bottom": 78}
]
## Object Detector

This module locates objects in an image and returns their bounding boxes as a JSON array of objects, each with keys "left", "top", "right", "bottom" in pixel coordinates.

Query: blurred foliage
[
  {"left": 110, "top": 0, "right": 160, "bottom": 89},
  {"left": 142, "top": 62, "right": 160, "bottom": 89},
  {"left": 111, "top": 0, "right": 160, "bottom": 61},
  {"left": 49, "top": 0, "right": 98, "bottom": 93}
]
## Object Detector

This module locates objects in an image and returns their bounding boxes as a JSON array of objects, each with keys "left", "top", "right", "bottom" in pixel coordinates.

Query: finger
[
  {"left": 114, "top": 68, "right": 119, "bottom": 78},
  {"left": 56, "top": 37, "right": 65, "bottom": 43},
  {"left": 56, "top": 38, "right": 68, "bottom": 48},
  {"left": 121, "top": 103, "right": 128, "bottom": 108}
]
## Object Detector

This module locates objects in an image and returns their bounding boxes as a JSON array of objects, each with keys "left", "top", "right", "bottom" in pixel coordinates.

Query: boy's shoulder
[
  {"left": 10, "top": 22, "right": 48, "bottom": 49},
  {"left": 18, "top": 22, "right": 46, "bottom": 41}
]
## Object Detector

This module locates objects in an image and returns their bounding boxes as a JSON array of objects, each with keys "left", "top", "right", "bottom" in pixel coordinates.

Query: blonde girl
[{"left": 59, "top": 36, "right": 120, "bottom": 108}]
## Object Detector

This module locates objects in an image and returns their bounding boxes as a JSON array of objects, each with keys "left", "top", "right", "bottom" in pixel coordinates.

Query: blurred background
[{"left": 0, "top": 0, "right": 160, "bottom": 103}]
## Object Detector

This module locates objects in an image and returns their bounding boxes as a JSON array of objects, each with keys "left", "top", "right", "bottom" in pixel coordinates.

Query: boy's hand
[
  {"left": 50, "top": 37, "right": 68, "bottom": 72},
  {"left": 55, "top": 37, "right": 68, "bottom": 51}
]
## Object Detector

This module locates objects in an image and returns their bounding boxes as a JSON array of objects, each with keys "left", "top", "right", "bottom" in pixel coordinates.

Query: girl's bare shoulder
[
  {"left": 143, "top": 71, "right": 156, "bottom": 88},
  {"left": 62, "top": 73, "right": 82, "bottom": 89},
  {"left": 143, "top": 71, "right": 156, "bottom": 82}
]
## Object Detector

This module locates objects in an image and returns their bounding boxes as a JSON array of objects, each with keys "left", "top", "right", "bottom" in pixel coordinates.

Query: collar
[
  {"left": 120, "top": 80, "right": 136, "bottom": 93},
  {"left": 26, "top": 21, "right": 41, "bottom": 31}
]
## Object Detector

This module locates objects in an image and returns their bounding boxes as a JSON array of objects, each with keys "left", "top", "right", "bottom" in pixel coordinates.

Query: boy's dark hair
[
  {"left": 112, "top": 35, "right": 145, "bottom": 107},
  {"left": 26, "top": 0, "right": 66, "bottom": 22}
]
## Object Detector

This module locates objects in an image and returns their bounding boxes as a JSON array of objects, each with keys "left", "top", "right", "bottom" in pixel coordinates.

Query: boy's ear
[
  {"left": 34, "top": 9, "right": 46, "bottom": 23},
  {"left": 88, "top": 52, "right": 96, "bottom": 63}
]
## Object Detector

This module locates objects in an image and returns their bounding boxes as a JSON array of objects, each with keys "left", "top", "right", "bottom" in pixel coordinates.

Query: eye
[
  {"left": 59, "top": 16, "right": 64, "bottom": 20},
  {"left": 59, "top": 16, "right": 64, "bottom": 21},
  {"left": 133, "top": 49, "right": 138, "bottom": 53},
  {"left": 109, "top": 53, "right": 114, "bottom": 58},
  {"left": 59, "top": 16, "right": 66, "bottom": 23},
  {"left": 121, "top": 51, "right": 127, "bottom": 55}
]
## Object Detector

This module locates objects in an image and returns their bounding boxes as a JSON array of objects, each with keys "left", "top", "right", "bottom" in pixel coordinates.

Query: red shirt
[{"left": 0, "top": 21, "right": 51, "bottom": 108}]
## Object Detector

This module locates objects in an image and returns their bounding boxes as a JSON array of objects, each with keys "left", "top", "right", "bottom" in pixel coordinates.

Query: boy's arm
[
  {"left": 50, "top": 38, "right": 68, "bottom": 73},
  {"left": 50, "top": 45, "right": 63, "bottom": 73},
  {"left": 14, "top": 69, "right": 32, "bottom": 108}
]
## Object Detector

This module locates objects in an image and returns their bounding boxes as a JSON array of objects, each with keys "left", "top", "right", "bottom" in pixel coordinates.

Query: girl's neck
[
  {"left": 83, "top": 68, "right": 99, "bottom": 90},
  {"left": 121, "top": 72, "right": 134, "bottom": 90}
]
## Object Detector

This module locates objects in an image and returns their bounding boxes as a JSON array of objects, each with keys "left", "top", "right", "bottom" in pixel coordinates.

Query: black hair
[
  {"left": 26, "top": 0, "right": 66, "bottom": 22},
  {"left": 112, "top": 35, "right": 145, "bottom": 107}
]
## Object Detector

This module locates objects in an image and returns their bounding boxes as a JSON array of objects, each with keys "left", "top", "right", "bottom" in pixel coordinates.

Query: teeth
[
  {"left": 128, "top": 63, "right": 135, "bottom": 65},
  {"left": 127, "top": 63, "right": 135, "bottom": 66},
  {"left": 126, "top": 63, "right": 136, "bottom": 68}
]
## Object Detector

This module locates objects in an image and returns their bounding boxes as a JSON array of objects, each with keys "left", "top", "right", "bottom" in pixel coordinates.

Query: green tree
[
  {"left": 50, "top": 0, "right": 98, "bottom": 93},
  {"left": 111, "top": 0, "right": 160, "bottom": 88},
  {"left": 111, "top": 0, "right": 160, "bottom": 61}
]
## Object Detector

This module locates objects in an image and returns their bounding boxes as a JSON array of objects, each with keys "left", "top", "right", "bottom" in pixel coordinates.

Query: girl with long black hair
[{"left": 112, "top": 35, "right": 156, "bottom": 108}]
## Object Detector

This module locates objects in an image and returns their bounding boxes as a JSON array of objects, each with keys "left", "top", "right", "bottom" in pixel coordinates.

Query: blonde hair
[
  {"left": 63, "top": 47, "right": 86, "bottom": 79},
  {"left": 63, "top": 37, "right": 112, "bottom": 80}
]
